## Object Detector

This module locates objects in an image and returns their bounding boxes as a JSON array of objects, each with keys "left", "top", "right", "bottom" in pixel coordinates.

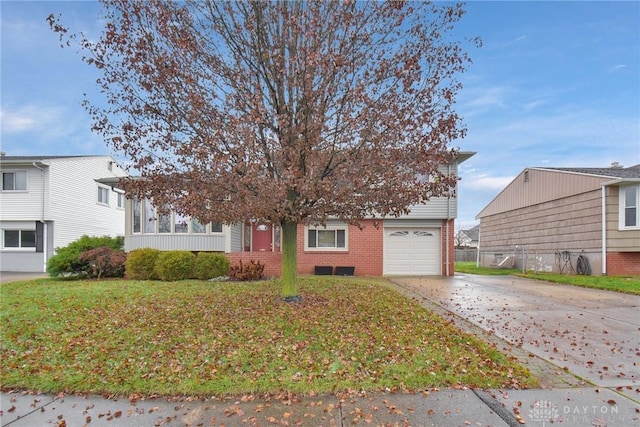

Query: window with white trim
[
  {"left": 97, "top": 186, "right": 110, "bottom": 205},
  {"left": 619, "top": 185, "right": 639, "bottom": 229},
  {"left": 2, "top": 171, "right": 27, "bottom": 191},
  {"left": 133, "top": 198, "right": 141, "bottom": 233},
  {"left": 3, "top": 229, "right": 36, "bottom": 249},
  {"left": 305, "top": 225, "right": 348, "bottom": 251},
  {"left": 131, "top": 197, "right": 224, "bottom": 235},
  {"left": 117, "top": 192, "right": 125, "bottom": 209}
]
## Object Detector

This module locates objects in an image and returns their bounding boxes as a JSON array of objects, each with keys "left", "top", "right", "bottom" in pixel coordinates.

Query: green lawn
[
  {"left": 455, "top": 262, "right": 640, "bottom": 295},
  {"left": 0, "top": 277, "right": 537, "bottom": 397}
]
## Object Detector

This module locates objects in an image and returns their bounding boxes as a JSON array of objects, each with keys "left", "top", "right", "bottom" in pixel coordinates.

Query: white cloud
[
  {"left": 1, "top": 105, "right": 63, "bottom": 134},
  {"left": 0, "top": 103, "right": 104, "bottom": 156},
  {"left": 461, "top": 175, "right": 515, "bottom": 191},
  {"left": 609, "top": 64, "right": 627, "bottom": 72},
  {"left": 0, "top": 110, "right": 37, "bottom": 133}
]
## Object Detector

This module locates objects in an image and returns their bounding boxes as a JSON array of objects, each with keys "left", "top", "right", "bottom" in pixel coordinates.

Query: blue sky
[{"left": 2, "top": 1, "right": 639, "bottom": 229}]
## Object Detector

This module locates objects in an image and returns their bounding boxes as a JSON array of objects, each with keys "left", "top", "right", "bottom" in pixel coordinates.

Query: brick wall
[
  {"left": 228, "top": 220, "right": 383, "bottom": 277},
  {"left": 606, "top": 252, "right": 640, "bottom": 276},
  {"left": 442, "top": 219, "right": 455, "bottom": 276},
  {"left": 297, "top": 220, "right": 383, "bottom": 276},
  {"left": 227, "top": 252, "right": 283, "bottom": 278}
]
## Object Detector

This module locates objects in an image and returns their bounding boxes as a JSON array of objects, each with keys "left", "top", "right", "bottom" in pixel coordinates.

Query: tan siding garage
[{"left": 383, "top": 228, "right": 441, "bottom": 275}]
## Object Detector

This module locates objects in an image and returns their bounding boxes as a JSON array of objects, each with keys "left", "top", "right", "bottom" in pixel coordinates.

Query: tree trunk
[{"left": 280, "top": 220, "right": 299, "bottom": 301}]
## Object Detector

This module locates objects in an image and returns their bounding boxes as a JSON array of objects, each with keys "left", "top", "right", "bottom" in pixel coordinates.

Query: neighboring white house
[
  {"left": 0, "top": 154, "right": 128, "bottom": 273},
  {"left": 456, "top": 224, "right": 479, "bottom": 248}
]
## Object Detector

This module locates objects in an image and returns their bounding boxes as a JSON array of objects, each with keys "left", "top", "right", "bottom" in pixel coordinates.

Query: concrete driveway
[
  {"left": 390, "top": 274, "right": 640, "bottom": 393},
  {"left": 0, "top": 271, "right": 48, "bottom": 283}
]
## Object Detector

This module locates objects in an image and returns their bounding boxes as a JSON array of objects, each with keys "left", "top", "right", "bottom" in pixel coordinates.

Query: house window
[
  {"left": 144, "top": 202, "right": 156, "bottom": 233},
  {"left": 97, "top": 186, "right": 110, "bottom": 205},
  {"left": 2, "top": 171, "right": 27, "bottom": 191},
  {"left": 211, "top": 222, "right": 223, "bottom": 233},
  {"left": 3, "top": 229, "right": 36, "bottom": 249},
  {"left": 158, "top": 209, "right": 171, "bottom": 233},
  {"left": 620, "top": 185, "right": 639, "bottom": 229},
  {"left": 174, "top": 212, "right": 189, "bottom": 233},
  {"left": 117, "top": 192, "right": 125, "bottom": 209},
  {"left": 306, "top": 226, "right": 348, "bottom": 251},
  {"left": 192, "top": 218, "right": 207, "bottom": 233},
  {"left": 133, "top": 198, "right": 141, "bottom": 233}
]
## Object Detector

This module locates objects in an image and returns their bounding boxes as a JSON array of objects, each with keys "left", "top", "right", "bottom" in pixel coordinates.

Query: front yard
[{"left": 1, "top": 276, "right": 537, "bottom": 397}]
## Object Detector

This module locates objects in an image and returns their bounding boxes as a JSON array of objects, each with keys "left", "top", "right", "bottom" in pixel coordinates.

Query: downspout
[
  {"left": 445, "top": 163, "right": 451, "bottom": 276},
  {"left": 32, "top": 162, "right": 46, "bottom": 272},
  {"left": 475, "top": 223, "right": 481, "bottom": 267},
  {"left": 601, "top": 185, "right": 607, "bottom": 275}
]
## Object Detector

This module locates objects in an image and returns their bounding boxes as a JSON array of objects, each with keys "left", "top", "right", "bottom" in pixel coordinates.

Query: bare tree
[{"left": 49, "top": 0, "right": 478, "bottom": 300}]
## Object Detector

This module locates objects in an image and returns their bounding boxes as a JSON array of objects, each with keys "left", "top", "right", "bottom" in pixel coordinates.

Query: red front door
[{"left": 252, "top": 223, "right": 273, "bottom": 252}]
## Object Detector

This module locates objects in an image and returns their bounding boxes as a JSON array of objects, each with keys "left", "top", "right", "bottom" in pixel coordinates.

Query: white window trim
[
  {"left": 1, "top": 170, "right": 28, "bottom": 192},
  {"left": 2, "top": 229, "right": 36, "bottom": 251},
  {"left": 304, "top": 225, "right": 349, "bottom": 251},
  {"left": 132, "top": 197, "right": 224, "bottom": 235},
  {"left": 619, "top": 184, "right": 640, "bottom": 230},
  {"left": 97, "top": 185, "right": 110, "bottom": 206},
  {"left": 116, "top": 191, "right": 125, "bottom": 210}
]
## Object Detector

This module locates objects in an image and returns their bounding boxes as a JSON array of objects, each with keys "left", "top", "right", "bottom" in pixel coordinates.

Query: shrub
[
  {"left": 125, "top": 248, "right": 161, "bottom": 280},
  {"left": 155, "top": 251, "right": 196, "bottom": 281},
  {"left": 228, "top": 260, "right": 265, "bottom": 281},
  {"left": 194, "top": 252, "right": 230, "bottom": 280},
  {"left": 79, "top": 247, "right": 127, "bottom": 279},
  {"left": 47, "top": 235, "right": 123, "bottom": 277}
]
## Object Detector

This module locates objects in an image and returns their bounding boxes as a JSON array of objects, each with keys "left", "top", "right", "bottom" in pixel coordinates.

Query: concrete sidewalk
[
  {"left": 2, "top": 387, "right": 638, "bottom": 426},
  {"left": 0, "top": 272, "right": 48, "bottom": 284}
]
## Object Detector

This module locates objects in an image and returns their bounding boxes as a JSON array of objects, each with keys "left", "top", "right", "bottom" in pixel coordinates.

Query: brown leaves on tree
[{"left": 47, "top": 1, "right": 478, "bottom": 292}]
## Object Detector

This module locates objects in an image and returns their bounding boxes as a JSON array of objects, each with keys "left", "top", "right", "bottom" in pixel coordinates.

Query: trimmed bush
[
  {"left": 155, "top": 251, "right": 196, "bottom": 281},
  {"left": 79, "top": 247, "right": 127, "bottom": 279},
  {"left": 125, "top": 248, "right": 161, "bottom": 280},
  {"left": 47, "top": 235, "right": 123, "bottom": 277},
  {"left": 194, "top": 252, "right": 230, "bottom": 280},
  {"left": 228, "top": 260, "right": 265, "bottom": 281}
]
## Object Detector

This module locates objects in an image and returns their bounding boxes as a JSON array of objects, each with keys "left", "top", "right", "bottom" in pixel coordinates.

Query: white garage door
[{"left": 384, "top": 228, "right": 441, "bottom": 275}]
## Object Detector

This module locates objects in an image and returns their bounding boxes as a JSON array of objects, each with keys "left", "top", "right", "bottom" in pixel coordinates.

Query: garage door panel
[{"left": 384, "top": 228, "right": 440, "bottom": 275}]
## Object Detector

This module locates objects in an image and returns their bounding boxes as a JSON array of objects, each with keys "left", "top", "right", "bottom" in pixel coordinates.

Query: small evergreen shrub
[
  {"left": 125, "top": 248, "right": 161, "bottom": 280},
  {"left": 155, "top": 250, "right": 196, "bottom": 281},
  {"left": 194, "top": 252, "right": 230, "bottom": 280},
  {"left": 47, "top": 235, "right": 123, "bottom": 277},
  {"left": 79, "top": 247, "right": 127, "bottom": 279},
  {"left": 228, "top": 260, "right": 265, "bottom": 281}
]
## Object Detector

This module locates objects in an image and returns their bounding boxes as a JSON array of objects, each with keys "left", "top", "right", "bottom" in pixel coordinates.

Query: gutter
[
  {"left": 599, "top": 178, "right": 634, "bottom": 276},
  {"left": 476, "top": 224, "right": 481, "bottom": 267},
  {"left": 601, "top": 185, "right": 607, "bottom": 275},
  {"left": 32, "top": 162, "right": 47, "bottom": 272},
  {"left": 32, "top": 163, "right": 45, "bottom": 222},
  {"left": 445, "top": 163, "right": 451, "bottom": 276}
]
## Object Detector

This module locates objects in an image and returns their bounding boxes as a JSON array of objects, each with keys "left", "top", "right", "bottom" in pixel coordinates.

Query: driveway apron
[{"left": 390, "top": 274, "right": 640, "bottom": 393}]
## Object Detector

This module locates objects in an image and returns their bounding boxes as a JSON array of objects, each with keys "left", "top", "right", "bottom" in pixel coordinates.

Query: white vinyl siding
[
  {"left": 47, "top": 156, "right": 127, "bottom": 250},
  {"left": 0, "top": 167, "right": 47, "bottom": 220},
  {"left": 2, "top": 171, "right": 27, "bottom": 191}
]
